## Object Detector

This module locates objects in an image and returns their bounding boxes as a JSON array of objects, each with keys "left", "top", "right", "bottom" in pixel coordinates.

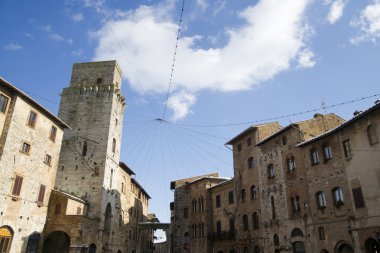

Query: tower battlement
[{"left": 69, "top": 60, "right": 122, "bottom": 89}]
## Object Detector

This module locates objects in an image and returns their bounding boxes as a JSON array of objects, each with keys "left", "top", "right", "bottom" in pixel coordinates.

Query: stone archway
[
  {"left": 365, "top": 238, "right": 380, "bottom": 253},
  {"left": 89, "top": 244, "right": 97, "bottom": 253},
  {"left": 335, "top": 241, "right": 354, "bottom": 253},
  {"left": 42, "top": 231, "right": 70, "bottom": 253},
  {"left": 25, "top": 232, "right": 41, "bottom": 253},
  {"left": 0, "top": 226, "right": 14, "bottom": 253}
]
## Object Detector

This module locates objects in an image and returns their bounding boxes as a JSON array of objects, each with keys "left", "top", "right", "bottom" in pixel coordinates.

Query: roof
[
  {"left": 184, "top": 176, "right": 231, "bottom": 187},
  {"left": 256, "top": 124, "right": 296, "bottom": 146},
  {"left": 0, "top": 76, "right": 70, "bottom": 129},
  {"left": 119, "top": 161, "right": 135, "bottom": 176},
  {"left": 297, "top": 102, "right": 380, "bottom": 147},
  {"left": 131, "top": 178, "right": 151, "bottom": 199},
  {"left": 53, "top": 189, "right": 87, "bottom": 204},
  {"left": 225, "top": 122, "right": 278, "bottom": 145},
  {"left": 209, "top": 178, "right": 235, "bottom": 190}
]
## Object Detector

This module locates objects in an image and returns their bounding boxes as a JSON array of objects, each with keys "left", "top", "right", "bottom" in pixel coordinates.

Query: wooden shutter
[
  {"left": 12, "top": 176, "right": 23, "bottom": 196},
  {"left": 38, "top": 185, "right": 46, "bottom": 203},
  {"left": 352, "top": 187, "right": 365, "bottom": 208}
]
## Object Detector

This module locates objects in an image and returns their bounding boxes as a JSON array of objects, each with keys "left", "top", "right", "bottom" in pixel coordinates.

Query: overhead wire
[
  {"left": 179, "top": 93, "right": 380, "bottom": 128},
  {"left": 161, "top": 0, "right": 186, "bottom": 120}
]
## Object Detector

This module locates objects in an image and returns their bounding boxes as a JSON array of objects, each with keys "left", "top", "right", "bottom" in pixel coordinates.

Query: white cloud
[
  {"left": 4, "top": 43, "right": 23, "bottom": 51},
  {"left": 297, "top": 49, "right": 316, "bottom": 68},
  {"left": 327, "top": 0, "right": 347, "bottom": 24},
  {"left": 167, "top": 91, "right": 196, "bottom": 121},
  {"left": 92, "top": 0, "right": 313, "bottom": 120},
  {"left": 71, "top": 13, "right": 84, "bottom": 22},
  {"left": 351, "top": 0, "right": 380, "bottom": 44},
  {"left": 50, "top": 33, "right": 65, "bottom": 41},
  {"left": 196, "top": 0, "right": 208, "bottom": 11}
]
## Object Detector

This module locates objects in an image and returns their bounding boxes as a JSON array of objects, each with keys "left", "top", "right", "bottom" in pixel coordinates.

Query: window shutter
[
  {"left": 38, "top": 185, "right": 46, "bottom": 203},
  {"left": 12, "top": 176, "right": 23, "bottom": 196},
  {"left": 352, "top": 187, "right": 365, "bottom": 208}
]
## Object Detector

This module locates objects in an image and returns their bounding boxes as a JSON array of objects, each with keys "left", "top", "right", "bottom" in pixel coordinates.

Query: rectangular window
[
  {"left": 323, "top": 145, "right": 333, "bottom": 160},
  {"left": 216, "top": 195, "right": 221, "bottom": 208},
  {"left": 247, "top": 138, "right": 252, "bottom": 146},
  {"left": 352, "top": 187, "right": 365, "bottom": 208},
  {"left": 37, "top": 184, "right": 46, "bottom": 203},
  {"left": 184, "top": 207, "right": 189, "bottom": 219},
  {"left": 282, "top": 136, "right": 287, "bottom": 145},
  {"left": 27, "top": 111, "right": 37, "bottom": 128},
  {"left": 229, "top": 218, "right": 235, "bottom": 231},
  {"left": 21, "top": 142, "right": 31, "bottom": 154},
  {"left": 50, "top": 126, "right": 57, "bottom": 142},
  {"left": 311, "top": 149, "right": 320, "bottom": 165},
  {"left": 237, "top": 143, "right": 242, "bottom": 152},
  {"left": 318, "top": 226, "right": 325, "bottom": 240},
  {"left": 216, "top": 221, "right": 221, "bottom": 236},
  {"left": 12, "top": 175, "right": 23, "bottom": 196},
  {"left": 343, "top": 139, "right": 352, "bottom": 158},
  {"left": 44, "top": 154, "right": 52, "bottom": 166},
  {"left": 0, "top": 94, "right": 9, "bottom": 113},
  {"left": 228, "top": 191, "right": 234, "bottom": 204}
]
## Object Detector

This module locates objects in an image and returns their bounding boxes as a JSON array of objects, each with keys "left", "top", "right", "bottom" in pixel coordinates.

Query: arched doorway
[
  {"left": 42, "top": 231, "right": 70, "bottom": 253},
  {"left": 365, "top": 238, "right": 380, "bottom": 253},
  {"left": 0, "top": 226, "right": 13, "bottom": 253},
  {"left": 25, "top": 232, "right": 41, "bottom": 253},
  {"left": 292, "top": 241, "right": 305, "bottom": 253},
  {"left": 335, "top": 242, "right": 354, "bottom": 253},
  {"left": 89, "top": 244, "right": 97, "bottom": 253}
]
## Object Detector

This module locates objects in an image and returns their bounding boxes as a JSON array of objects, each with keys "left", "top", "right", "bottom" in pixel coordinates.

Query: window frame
[
  {"left": 49, "top": 126, "right": 57, "bottom": 142},
  {"left": 21, "top": 142, "right": 31, "bottom": 155},
  {"left": 310, "top": 148, "right": 320, "bottom": 165},
  {"left": 27, "top": 111, "right": 38, "bottom": 128},
  {"left": 228, "top": 191, "right": 234, "bottom": 204},
  {"left": 267, "top": 164, "right": 275, "bottom": 179},
  {"left": 0, "top": 93, "right": 9, "bottom": 113},
  {"left": 44, "top": 154, "right": 52, "bottom": 166},
  {"left": 242, "top": 214, "right": 248, "bottom": 231},
  {"left": 316, "top": 191, "right": 327, "bottom": 209},
  {"left": 332, "top": 187, "right": 344, "bottom": 206},
  {"left": 37, "top": 184, "right": 46, "bottom": 205},
  {"left": 343, "top": 139, "right": 352, "bottom": 158},
  {"left": 287, "top": 156, "right": 296, "bottom": 173},
  {"left": 216, "top": 195, "right": 221, "bottom": 208},
  {"left": 250, "top": 185, "right": 257, "bottom": 200},
  {"left": 322, "top": 144, "right": 333, "bottom": 161},
  {"left": 247, "top": 157, "right": 254, "bottom": 169}
]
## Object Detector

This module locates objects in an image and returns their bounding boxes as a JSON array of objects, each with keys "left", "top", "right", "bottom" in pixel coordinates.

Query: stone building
[
  {"left": 43, "top": 61, "right": 154, "bottom": 253},
  {"left": 208, "top": 179, "right": 236, "bottom": 253},
  {"left": 171, "top": 103, "right": 380, "bottom": 253},
  {"left": 170, "top": 173, "right": 230, "bottom": 253},
  {"left": 297, "top": 101, "right": 380, "bottom": 253},
  {"left": 0, "top": 77, "right": 69, "bottom": 253}
]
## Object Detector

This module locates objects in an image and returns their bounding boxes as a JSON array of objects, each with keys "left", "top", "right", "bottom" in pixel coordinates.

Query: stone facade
[
  {"left": 44, "top": 61, "right": 153, "bottom": 253},
  {"left": 171, "top": 105, "right": 380, "bottom": 253},
  {"left": 0, "top": 77, "right": 68, "bottom": 253},
  {"left": 170, "top": 174, "right": 230, "bottom": 253}
]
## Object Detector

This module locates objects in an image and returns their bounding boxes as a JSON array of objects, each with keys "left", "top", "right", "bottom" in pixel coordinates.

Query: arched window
[
  {"left": 82, "top": 141, "right": 87, "bottom": 156},
  {"left": 271, "top": 196, "right": 276, "bottom": 219},
  {"left": 241, "top": 189, "right": 246, "bottom": 203},
  {"left": 310, "top": 148, "right": 320, "bottom": 165},
  {"left": 267, "top": 164, "right": 275, "bottom": 179},
  {"left": 252, "top": 212, "right": 259, "bottom": 230},
  {"left": 286, "top": 155, "right": 296, "bottom": 172},
  {"left": 332, "top": 187, "right": 344, "bottom": 206},
  {"left": 316, "top": 191, "right": 327, "bottom": 209},
  {"left": 0, "top": 226, "right": 13, "bottom": 253},
  {"left": 273, "top": 234, "right": 280, "bottom": 246},
  {"left": 25, "top": 232, "right": 41, "bottom": 253},
  {"left": 250, "top": 185, "right": 257, "bottom": 200},
  {"left": 242, "top": 214, "right": 248, "bottom": 231},
  {"left": 367, "top": 124, "right": 379, "bottom": 145},
  {"left": 89, "top": 244, "right": 97, "bottom": 253},
  {"left": 291, "top": 228, "right": 304, "bottom": 237},
  {"left": 104, "top": 203, "right": 112, "bottom": 233},
  {"left": 248, "top": 157, "right": 255, "bottom": 169},
  {"left": 112, "top": 138, "right": 116, "bottom": 153},
  {"left": 198, "top": 198, "right": 202, "bottom": 211},
  {"left": 290, "top": 196, "right": 301, "bottom": 216}
]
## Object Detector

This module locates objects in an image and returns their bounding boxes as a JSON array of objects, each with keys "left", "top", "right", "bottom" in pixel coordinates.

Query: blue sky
[{"left": 1, "top": 0, "right": 380, "bottom": 228}]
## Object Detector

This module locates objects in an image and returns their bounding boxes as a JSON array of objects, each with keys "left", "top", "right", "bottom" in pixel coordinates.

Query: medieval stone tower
[{"left": 55, "top": 60, "right": 126, "bottom": 219}]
